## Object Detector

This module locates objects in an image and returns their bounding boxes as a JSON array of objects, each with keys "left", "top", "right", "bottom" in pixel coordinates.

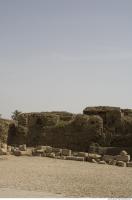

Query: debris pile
[{"left": 1, "top": 143, "right": 131, "bottom": 168}]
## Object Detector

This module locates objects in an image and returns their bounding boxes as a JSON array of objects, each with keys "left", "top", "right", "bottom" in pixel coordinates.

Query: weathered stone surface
[
  {"left": 115, "top": 155, "right": 130, "bottom": 162},
  {"left": 120, "top": 150, "right": 128, "bottom": 156},
  {"left": 103, "top": 155, "right": 115, "bottom": 162},
  {"left": 1, "top": 106, "right": 132, "bottom": 152},
  {"left": 77, "top": 152, "right": 88, "bottom": 157},
  {"left": 91, "top": 159, "right": 97, "bottom": 163},
  {"left": 19, "top": 144, "right": 26, "bottom": 151},
  {"left": 0, "top": 119, "right": 13, "bottom": 144},
  {"left": 62, "top": 149, "right": 72, "bottom": 156},
  {"left": 88, "top": 153, "right": 101, "bottom": 159},
  {"left": 73, "top": 157, "right": 85, "bottom": 161},
  {"left": 117, "top": 161, "right": 126, "bottom": 167},
  {"left": 0, "top": 148, "right": 7, "bottom": 155},
  {"left": 46, "top": 152, "right": 56, "bottom": 158},
  {"left": 13, "top": 149, "right": 21, "bottom": 156},
  {"left": 7, "top": 146, "right": 12, "bottom": 152},
  {"left": 98, "top": 160, "right": 106, "bottom": 164},
  {"left": 84, "top": 106, "right": 132, "bottom": 147},
  {"left": 109, "top": 160, "right": 117, "bottom": 165},
  {"left": 8, "top": 111, "right": 104, "bottom": 152},
  {"left": 126, "top": 162, "right": 132, "bottom": 167}
]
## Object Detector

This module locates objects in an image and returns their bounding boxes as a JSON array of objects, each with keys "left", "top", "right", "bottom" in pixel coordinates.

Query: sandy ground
[{"left": 0, "top": 155, "right": 132, "bottom": 198}]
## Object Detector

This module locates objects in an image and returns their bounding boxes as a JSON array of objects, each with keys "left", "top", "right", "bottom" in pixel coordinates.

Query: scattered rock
[
  {"left": 55, "top": 156, "right": 61, "bottom": 159},
  {"left": 72, "top": 152, "right": 78, "bottom": 156},
  {"left": 103, "top": 155, "right": 115, "bottom": 162},
  {"left": 11, "top": 146, "right": 15, "bottom": 152},
  {"left": 1, "top": 143, "right": 7, "bottom": 150},
  {"left": 73, "top": 157, "right": 85, "bottom": 161},
  {"left": 7, "top": 146, "right": 12, "bottom": 152},
  {"left": 88, "top": 153, "right": 101, "bottom": 159},
  {"left": 52, "top": 148, "right": 62, "bottom": 153},
  {"left": 116, "top": 161, "right": 126, "bottom": 167},
  {"left": 46, "top": 153, "right": 56, "bottom": 158},
  {"left": 55, "top": 152, "right": 62, "bottom": 156},
  {"left": 120, "top": 150, "right": 128, "bottom": 156},
  {"left": 98, "top": 160, "right": 106, "bottom": 164},
  {"left": 109, "top": 160, "right": 117, "bottom": 165},
  {"left": 13, "top": 150, "right": 21, "bottom": 156},
  {"left": 66, "top": 156, "right": 75, "bottom": 160},
  {"left": 78, "top": 152, "right": 88, "bottom": 157},
  {"left": 115, "top": 155, "right": 130, "bottom": 162},
  {"left": 126, "top": 162, "right": 132, "bottom": 167},
  {"left": 19, "top": 144, "right": 27, "bottom": 151},
  {"left": 45, "top": 146, "right": 53, "bottom": 153},
  {"left": 65, "top": 156, "right": 84, "bottom": 161},
  {"left": 91, "top": 159, "right": 97, "bottom": 163},
  {"left": 62, "top": 149, "right": 72, "bottom": 156},
  {"left": 0, "top": 148, "right": 7, "bottom": 155}
]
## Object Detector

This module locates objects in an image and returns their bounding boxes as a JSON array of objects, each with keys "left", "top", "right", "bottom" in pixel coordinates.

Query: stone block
[
  {"left": 62, "top": 149, "right": 72, "bottom": 156},
  {"left": 45, "top": 146, "right": 53, "bottom": 153},
  {"left": 19, "top": 144, "right": 27, "bottom": 151},
  {"left": 91, "top": 159, "right": 97, "bottom": 163},
  {"left": 120, "top": 150, "right": 128, "bottom": 156},
  {"left": 88, "top": 153, "right": 101, "bottom": 159},
  {"left": 98, "top": 160, "right": 106, "bottom": 164},
  {"left": 0, "top": 148, "right": 7, "bottom": 155},
  {"left": 103, "top": 155, "right": 115, "bottom": 162},
  {"left": 109, "top": 160, "right": 117, "bottom": 165},
  {"left": 13, "top": 150, "right": 21, "bottom": 156},
  {"left": 115, "top": 155, "right": 130, "bottom": 162},
  {"left": 78, "top": 152, "right": 88, "bottom": 157},
  {"left": 52, "top": 147, "right": 62, "bottom": 153},
  {"left": 7, "top": 146, "right": 12, "bottom": 152},
  {"left": 126, "top": 162, "right": 132, "bottom": 167},
  {"left": 73, "top": 157, "right": 85, "bottom": 161},
  {"left": 46, "top": 152, "right": 56, "bottom": 158},
  {"left": 1, "top": 143, "right": 7, "bottom": 150},
  {"left": 117, "top": 161, "right": 126, "bottom": 167}
]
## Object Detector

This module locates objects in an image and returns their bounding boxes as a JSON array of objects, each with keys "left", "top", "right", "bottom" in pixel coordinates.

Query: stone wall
[
  {"left": 3, "top": 106, "right": 132, "bottom": 151},
  {"left": 83, "top": 106, "right": 132, "bottom": 147},
  {"left": 0, "top": 118, "right": 13, "bottom": 144},
  {"left": 8, "top": 112, "right": 104, "bottom": 151}
]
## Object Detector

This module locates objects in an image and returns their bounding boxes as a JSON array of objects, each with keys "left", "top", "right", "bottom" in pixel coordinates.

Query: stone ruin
[
  {"left": 0, "top": 118, "right": 12, "bottom": 145},
  {"left": 1, "top": 106, "right": 132, "bottom": 152},
  {"left": 7, "top": 111, "right": 104, "bottom": 152}
]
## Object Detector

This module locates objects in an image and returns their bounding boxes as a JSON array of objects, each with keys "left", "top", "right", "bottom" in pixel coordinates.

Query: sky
[{"left": 0, "top": 0, "right": 132, "bottom": 118}]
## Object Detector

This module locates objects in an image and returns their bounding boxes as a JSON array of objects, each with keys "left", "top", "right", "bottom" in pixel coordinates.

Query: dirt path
[{"left": 0, "top": 155, "right": 132, "bottom": 197}]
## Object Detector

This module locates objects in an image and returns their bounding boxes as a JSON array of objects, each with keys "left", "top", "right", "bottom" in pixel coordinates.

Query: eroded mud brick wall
[
  {"left": 83, "top": 107, "right": 132, "bottom": 147},
  {"left": 0, "top": 118, "right": 13, "bottom": 144},
  {"left": 9, "top": 112, "right": 104, "bottom": 151},
  {"left": 7, "top": 106, "right": 132, "bottom": 149}
]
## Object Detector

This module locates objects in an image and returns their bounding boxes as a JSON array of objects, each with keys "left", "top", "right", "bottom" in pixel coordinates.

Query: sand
[{"left": 0, "top": 155, "right": 132, "bottom": 198}]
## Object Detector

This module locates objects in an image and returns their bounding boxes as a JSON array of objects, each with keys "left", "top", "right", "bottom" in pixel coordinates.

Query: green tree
[{"left": 11, "top": 110, "right": 22, "bottom": 120}]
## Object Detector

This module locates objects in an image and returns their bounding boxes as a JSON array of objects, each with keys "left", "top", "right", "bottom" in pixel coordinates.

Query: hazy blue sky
[{"left": 0, "top": 0, "right": 132, "bottom": 118}]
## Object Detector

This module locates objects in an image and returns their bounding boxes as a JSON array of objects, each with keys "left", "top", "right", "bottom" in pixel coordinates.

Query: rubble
[
  {"left": 115, "top": 155, "right": 130, "bottom": 162},
  {"left": 116, "top": 161, "right": 126, "bottom": 167},
  {"left": 62, "top": 149, "right": 72, "bottom": 156},
  {"left": 98, "top": 161, "right": 106, "bottom": 164},
  {"left": 126, "top": 162, "right": 132, "bottom": 167}
]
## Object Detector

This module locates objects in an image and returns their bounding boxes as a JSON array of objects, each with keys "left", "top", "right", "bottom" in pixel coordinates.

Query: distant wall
[
  {"left": 0, "top": 118, "right": 12, "bottom": 144},
  {"left": 3, "top": 106, "right": 132, "bottom": 150},
  {"left": 83, "top": 106, "right": 132, "bottom": 147},
  {"left": 8, "top": 112, "right": 104, "bottom": 151}
]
